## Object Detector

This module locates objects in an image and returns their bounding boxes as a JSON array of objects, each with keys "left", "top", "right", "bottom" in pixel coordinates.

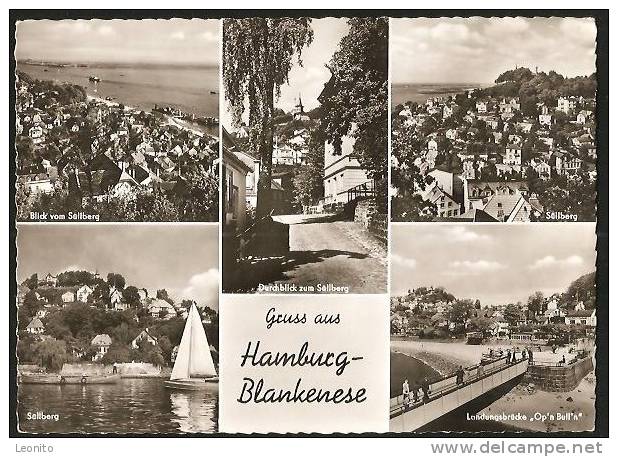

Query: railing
[
  {"left": 346, "top": 180, "right": 376, "bottom": 203},
  {"left": 390, "top": 356, "right": 528, "bottom": 418}
]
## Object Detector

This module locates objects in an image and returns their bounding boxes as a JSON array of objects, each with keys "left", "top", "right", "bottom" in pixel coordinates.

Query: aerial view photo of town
[
  {"left": 389, "top": 224, "right": 597, "bottom": 432},
  {"left": 390, "top": 17, "right": 597, "bottom": 222},
  {"left": 14, "top": 19, "right": 220, "bottom": 222},
  {"left": 17, "top": 224, "right": 220, "bottom": 433},
  {"left": 221, "top": 17, "right": 388, "bottom": 294}
]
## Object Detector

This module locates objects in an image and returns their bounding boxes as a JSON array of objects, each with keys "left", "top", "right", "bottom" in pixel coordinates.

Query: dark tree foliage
[
  {"left": 224, "top": 18, "right": 314, "bottom": 218},
  {"left": 319, "top": 17, "right": 388, "bottom": 211}
]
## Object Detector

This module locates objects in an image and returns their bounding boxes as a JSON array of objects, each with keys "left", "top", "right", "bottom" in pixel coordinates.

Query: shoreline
[{"left": 87, "top": 94, "right": 213, "bottom": 138}]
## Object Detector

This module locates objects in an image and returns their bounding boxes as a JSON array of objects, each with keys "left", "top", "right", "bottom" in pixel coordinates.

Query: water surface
[{"left": 18, "top": 378, "right": 218, "bottom": 434}]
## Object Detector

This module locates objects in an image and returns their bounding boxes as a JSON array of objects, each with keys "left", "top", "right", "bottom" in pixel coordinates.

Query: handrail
[{"left": 390, "top": 357, "right": 528, "bottom": 418}]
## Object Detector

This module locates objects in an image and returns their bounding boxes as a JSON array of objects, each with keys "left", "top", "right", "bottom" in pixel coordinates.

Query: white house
[
  {"left": 566, "top": 309, "right": 596, "bottom": 327},
  {"left": 26, "top": 317, "right": 45, "bottom": 335},
  {"left": 504, "top": 145, "right": 522, "bottom": 166},
  {"left": 109, "top": 286, "right": 124, "bottom": 310},
  {"left": 147, "top": 299, "right": 176, "bottom": 319},
  {"left": 91, "top": 334, "right": 112, "bottom": 361},
  {"left": 131, "top": 328, "right": 158, "bottom": 349},
  {"left": 61, "top": 291, "right": 75, "bottom": 303},
  {"left": 323, "top": 132, "right": 370, "bottom": 206},
  {"left": 222, "top": 129, "right": 252, "bottom": 232},
  {"left": 76, "top": 285, "right": 93, "bottom": 303}
]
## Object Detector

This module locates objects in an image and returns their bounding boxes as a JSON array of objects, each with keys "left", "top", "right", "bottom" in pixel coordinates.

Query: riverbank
[
  {"left": 480, "top": 372, "right": 596, "bottom": 432},
  {"left": 390, "top": 339, "right": 487, "bottom": 375},
  {"left": 87, "top": 94, "right": 214, "bottom": 139}
]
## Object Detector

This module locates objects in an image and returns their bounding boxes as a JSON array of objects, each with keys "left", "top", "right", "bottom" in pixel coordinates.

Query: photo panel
[
  {"left": 390, "top": 17, "right": 598, "bottom": 223},
  {"left": 15, "top": 19, "right": 220, "bottom": 222},
  {"left": 389, "top": 223, "right": 598, "bottom": 433},
  {"left": 16, "top": 224, "right": 220, "bottom": 433},
  {"left": 221, "top": 17, "right": 388, "bottom": 294}
]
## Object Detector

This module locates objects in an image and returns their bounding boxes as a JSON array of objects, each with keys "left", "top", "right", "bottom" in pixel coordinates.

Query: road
[{"left": 269, "top": 214, "right": 387, "bottom": 293}]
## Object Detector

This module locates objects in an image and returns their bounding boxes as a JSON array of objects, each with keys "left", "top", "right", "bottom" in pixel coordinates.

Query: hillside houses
[
  {"left": 391, "top": 283, "right": 596, "bottom": 342},
  {"left": 15, "top": 71, "right": 219, "bottom": 221},
  {"left": 18, "top": 268, "right": 219, "bottom": 368},
  {"left": 392, "top": 71, "right": 597, "bottom": 222}
]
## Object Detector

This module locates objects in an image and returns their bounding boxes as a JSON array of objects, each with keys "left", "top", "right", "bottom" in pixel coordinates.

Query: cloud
[
  {"left": 391, "top": 254, "right": 416, "bottom": 269},
  {"left": 446, "top": 260, "right": 506, "bottom": 275},
  {"left": 177, "top": 269, "right": 219, "bottom": 307},
  {"left": 444, "top": 226, "right": 491, "bottom": 243},
  {"left": 559, "top": 18, "right": 596, "bottom": 46},
  {"left": 529, "top": 255, "right": 584, "bottom": 270}
]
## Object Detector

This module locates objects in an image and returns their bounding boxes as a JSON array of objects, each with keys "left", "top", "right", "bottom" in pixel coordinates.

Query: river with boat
[{"left": 18, "top": 377, "right": 218, "bottom": 433}]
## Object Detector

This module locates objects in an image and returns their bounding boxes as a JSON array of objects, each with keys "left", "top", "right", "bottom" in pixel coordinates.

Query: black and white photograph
[
  {"left": 389, "top": 224, "right": 597, "bottom": 432},
  {"left": 16, "top": 225, "right": 220, "bottom": 433},
  {"left": 15, "top": 19, "right": 220, "bottom": 222},
  {"left": 221, "top": 17, "right": 388, "bottom": 294},
  {"left": 390, "top": 17, "right": 598, "bottom": 222}
]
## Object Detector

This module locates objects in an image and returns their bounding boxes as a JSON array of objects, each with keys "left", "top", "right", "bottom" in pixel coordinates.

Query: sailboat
[{"left": 164, "top": 303, "right": 218, "bottom": 389}]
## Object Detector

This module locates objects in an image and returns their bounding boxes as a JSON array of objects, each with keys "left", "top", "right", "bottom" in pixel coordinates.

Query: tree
[
  {"left": 561, "top": 271, "right": 596, "bottom": 309},
  {"left": 33, "top": 339, "right": 68, "bottom": 372},
  {"left": 503, "top": 303, "right": 523, "bottom": 326},
  {"left": 467, "top": 316, "right": 494, "bottom": 336},
  {"left": 536, "top": 171, "right": 596, "bottom": 222},
  {"left": 223, "top": 18, "right": 314, "bottom": 219},
  {"left": 319, "top": 18, "right": 388, "bottom": 211},
  {"left": 122, "top": 286, "right": 141, "bottom": 307},
  {"left": 19, "top": 291, "right": 44, "bottom": 329},
  {"left": 293, "top": 127, "right": 325, "bottom": 206},
  {"left": 24, "top": 273, "right": 38, "bottom": 290},
  {"left": 107, "top": 273, "right": 126, "bottom": 290},
  {"left": 447, "top": 299, "right": 474, "bottom": 330},
  {"left": 528, "top": 291, "right": 545, "bottom": 316}
]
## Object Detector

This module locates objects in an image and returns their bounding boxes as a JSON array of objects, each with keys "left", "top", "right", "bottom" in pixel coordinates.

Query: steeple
[{"left": 296, "top": 93, "right": 304, "bottom": 113}]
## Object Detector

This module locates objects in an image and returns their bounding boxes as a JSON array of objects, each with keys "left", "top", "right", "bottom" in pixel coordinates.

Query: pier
[{"left": 390, "top": 356, "right": 529, "bottom": 432}]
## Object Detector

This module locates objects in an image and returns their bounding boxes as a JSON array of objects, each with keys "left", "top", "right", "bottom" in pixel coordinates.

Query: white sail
[{"left": 170, "top": 304, "right": 217, "bottom": 380}]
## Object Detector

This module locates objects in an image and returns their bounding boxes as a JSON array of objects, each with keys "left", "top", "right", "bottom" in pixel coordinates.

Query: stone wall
[
  {"left": 354, "top": 200, "right": 387, "bottom": 245},
  {"left": 368, "top": 214, "right": 388, "bottom": 245},
  {"left": 524, "top": 357, "right": 594, "bottom": 392},
  {"left": 354, "top": 199, "right": 376, "bottom": 228}
]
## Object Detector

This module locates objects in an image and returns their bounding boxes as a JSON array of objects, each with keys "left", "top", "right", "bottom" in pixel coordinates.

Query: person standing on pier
[
  {"left": 402, "top": 378, "right": 410, "bottom": 408},
  {"left": 421, "top": 377, "right": 430, "bottom": 403},
  {"left": 456, "top": 366, "right": 465, "bottom": 385},
  {"left": 412, "top": 382, "right": 419, "bottom": 403}
]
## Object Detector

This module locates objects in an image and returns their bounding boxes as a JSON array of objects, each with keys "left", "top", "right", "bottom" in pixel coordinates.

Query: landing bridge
[{"left": 390, "top": 356, "right": 528, "bottom": 432}]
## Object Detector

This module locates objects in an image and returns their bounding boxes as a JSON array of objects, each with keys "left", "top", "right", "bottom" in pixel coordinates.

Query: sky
[
  {"left": 15, "top": 19, "right": 219, "bottom": 66},
  {"left": 391, "top": 224, "right": 597, "bottom": 307},
  {"left": 17, "top": 225, "right": 219, "bottom": 309},
  {"left": 222, "top": 17, "right": 349, "bottom": 130},
  {"left": 391, "top": 17, "right": 597, "bottom": 85}
]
